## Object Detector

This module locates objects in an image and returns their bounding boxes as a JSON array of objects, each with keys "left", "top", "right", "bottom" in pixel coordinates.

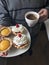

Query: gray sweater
[
  {"left": 0, "top": 0, "right": 49, "bottom": 42},
  {"left": 0, "top": 0, "right": 49, "bottom": 25}
]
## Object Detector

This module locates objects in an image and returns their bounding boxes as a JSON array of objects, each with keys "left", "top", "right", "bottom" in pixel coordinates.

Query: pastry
[
  {"left": 0, "top": 37, "right": 12, "bottom": 52},
  {"left": 11, "top": 24, "right": 25, "bottom": 35},
  {"left": 13, "top": 33, "right": 28, "bottom": 49},
  {"left": 0, "top": 27, "right": 11, "bottom": 37}
]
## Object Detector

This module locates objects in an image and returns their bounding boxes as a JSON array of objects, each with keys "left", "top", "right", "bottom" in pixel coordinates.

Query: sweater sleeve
[
  {"left": 45, "top": 0, "right": 49, "bottom": 17},
  {"left": 0, "top": 0, "right": 13, "bottom": 26}
]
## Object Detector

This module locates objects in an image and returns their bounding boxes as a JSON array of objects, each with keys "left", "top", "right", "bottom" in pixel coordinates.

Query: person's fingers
[
  {"left": 38, "top": 10, "right": 44, "bottom": 17},
  {"left": 38, "top": 9, "right": 44, "bottom": 15},
  {"left": 0, "top": 25, "right": 2, "bottom": 28},
  {"left": 40, "top": 13, "right": 44, "bottom": 17},
  {"left": 38, "top": 9, "right": 48, "bottom": 17},
  {"left": 38, "top": 9, "right": 48, "bottom": 23},
  {"left": 39, "top": 15, "right": 47, "bottom": 23},
  {"left": 0, "top": 25, "right": 2, "bottom": 26},
  {"left": 42, "top": 16, "right": 47, "bottom": 20}
]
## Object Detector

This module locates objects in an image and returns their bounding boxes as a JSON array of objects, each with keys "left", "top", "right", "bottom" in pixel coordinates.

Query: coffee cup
[{"left": 25, "top": 11, "right": 39, "bottom": 27}]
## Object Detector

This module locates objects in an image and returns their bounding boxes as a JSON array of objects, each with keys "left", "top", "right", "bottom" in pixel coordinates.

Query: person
[
  {"left": 0, "top": 0, "right": 49, "bottom": 65},
  {"left": 0, "top": 0, "right": 49, "bottom": 55}
]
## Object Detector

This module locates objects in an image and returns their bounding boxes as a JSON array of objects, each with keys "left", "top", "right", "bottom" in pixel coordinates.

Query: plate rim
[{"left": 0, "top": 25, "right": 31, "bottom": 58}]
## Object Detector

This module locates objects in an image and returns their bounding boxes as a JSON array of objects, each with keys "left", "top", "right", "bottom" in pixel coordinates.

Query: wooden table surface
[{"left": 0, "top": 27, "right": 49, "bottom": 65}]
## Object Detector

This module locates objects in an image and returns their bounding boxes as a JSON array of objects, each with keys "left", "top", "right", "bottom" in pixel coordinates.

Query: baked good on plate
[
  {"left": 0, "top": 37, "right": 12, "bottom": 53},
  {"left": 13, "top": 33, "right": 28, "bottom": 49},
  {"left": 0, "top": 27, "right": 11, "bottom": 37},
  {"left": 11, "top": 24, "right": 25, "bottom": 35}
]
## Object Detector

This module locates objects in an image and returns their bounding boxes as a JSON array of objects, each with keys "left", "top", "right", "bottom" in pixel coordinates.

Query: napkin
[{"left": 44, "top": 19, "right": 49, "bottom": 40}]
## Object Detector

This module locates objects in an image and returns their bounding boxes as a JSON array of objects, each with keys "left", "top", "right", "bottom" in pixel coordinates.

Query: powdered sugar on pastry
[
  {"left": 12, "top": 24, "right": 25, "bottom": 33},
  {"left": 13, "top": 34, "right": 28, "bottom": 46}
]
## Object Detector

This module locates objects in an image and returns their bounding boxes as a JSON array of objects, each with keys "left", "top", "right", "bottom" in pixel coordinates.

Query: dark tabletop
[{"left": 0, "top": 24, "right": 49, "bottom": 65}]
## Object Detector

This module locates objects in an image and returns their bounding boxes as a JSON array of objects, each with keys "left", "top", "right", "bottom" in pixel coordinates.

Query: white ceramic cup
[{"left": 25, "top": 11, "right": 39, "bottom": 27}]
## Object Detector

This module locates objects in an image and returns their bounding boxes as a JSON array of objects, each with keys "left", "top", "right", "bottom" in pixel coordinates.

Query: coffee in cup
[
  {"left": 26, "top": 14, "right": 37, "bottom": 20},
  {"left": 25, "top": 11, "right": 39, "bottom": 27}
]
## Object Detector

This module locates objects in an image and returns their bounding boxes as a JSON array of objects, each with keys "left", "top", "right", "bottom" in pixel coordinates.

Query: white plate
[{"left": 1, "top": 26, "right": 31, "bottom": 57}]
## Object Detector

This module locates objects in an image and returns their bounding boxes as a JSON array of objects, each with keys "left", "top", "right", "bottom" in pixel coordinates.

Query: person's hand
[
  {"left": 38, "top": 9, "right": 48, "bottom": 22},
  {"left": 0, "top": 25, "right": 2, "bottom": 28}
]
